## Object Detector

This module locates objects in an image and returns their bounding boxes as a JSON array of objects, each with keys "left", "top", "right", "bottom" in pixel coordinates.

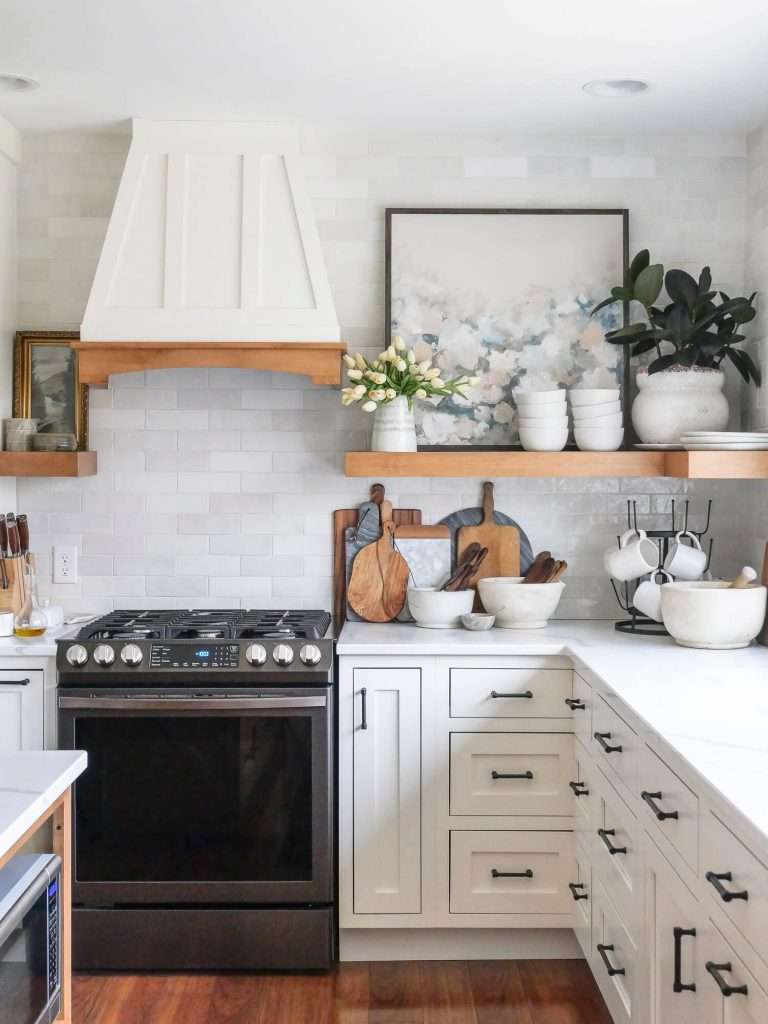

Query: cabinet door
[
  {"left": 352, "top": 668, "right": 421, "bottom": 914},
  {"left": 0, "top": 670, "right": 43, "bottom": 751},
  {"left": 701, "top": 922, "right": 768, "bottom": 1024}
]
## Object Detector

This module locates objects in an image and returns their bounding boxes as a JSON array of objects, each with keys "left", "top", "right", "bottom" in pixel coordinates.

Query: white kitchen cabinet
[
  {"left": 351, "top": 666, "right": 422, "bottom": 914},
  {"left": 0, "top": 669, "right": 44, "bottom": 751},
  {"left": 591, "top": 879, "right": 638, "bottom": 1024},
  {"left": 700, "top": 922, "right": 768, "bottom": 1024}
]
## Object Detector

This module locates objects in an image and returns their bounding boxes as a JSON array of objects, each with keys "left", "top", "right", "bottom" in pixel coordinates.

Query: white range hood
[{"left": 78, "top": 120, "right": 343, "bottom": 385}]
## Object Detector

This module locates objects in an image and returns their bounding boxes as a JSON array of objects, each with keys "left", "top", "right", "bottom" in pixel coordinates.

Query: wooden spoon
[{"left": 523, "top": 551, "right": 552, "bottom": 583}]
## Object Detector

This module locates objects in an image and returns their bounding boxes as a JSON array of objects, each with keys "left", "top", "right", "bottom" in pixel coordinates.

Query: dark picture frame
[{"left": 13, "top": 330, "right": 89, "bottom": 449}]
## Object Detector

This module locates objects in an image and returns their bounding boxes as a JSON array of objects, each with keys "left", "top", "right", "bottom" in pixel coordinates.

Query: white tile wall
[{"left": 14, "top": 129, "right": 757, "bottom": 616}]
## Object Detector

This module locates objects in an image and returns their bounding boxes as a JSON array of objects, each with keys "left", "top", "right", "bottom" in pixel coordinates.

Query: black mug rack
[{"left": 611, "top": 499, "right": 714, "bottom": 636}]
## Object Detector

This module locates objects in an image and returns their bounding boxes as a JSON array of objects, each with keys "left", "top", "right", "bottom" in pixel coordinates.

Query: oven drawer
[
  {"left": 450, "top": 668, "right": 573, "bottom": 719},
  {"left": 449, "top": 830, "right": 575, "bottom": 914},
  {"left": 450, "top": 733, "right": 575, "bottom": 817}
]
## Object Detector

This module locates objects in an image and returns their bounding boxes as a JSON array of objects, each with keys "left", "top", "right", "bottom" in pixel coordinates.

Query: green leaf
[
  {"left": 665, "top": 269, "right": 699, "bottom": 310},
  {"left": 605, "top": 322, "right": 652, "bottom": 341},
  {"left": 698, "top": 266, "right": 712, "bottom": 294},
  {"left": 648, "top": 353, "right": 679, "bottom": 374},
  {"left": 666, "top": 304, "right": 691, "bottom": 341},
  {"left": 692, "top": 331, "right": 723, "bottom": 356},
  {"left": 629, "top": 249, "right": 650, "bottom": 283},
  {"left": 633, "top": 264, "right": 664, "bottom": 308},
  {"left": 631, "top": 338, "right": 659, "bottom": 357},
  {"left": 590, "top": 296, "right": 620, "bottom": 317},
  {"left": 732, "top": 303, "right": 756, "bottom": 325},
  {"left": 725, "top": 346, "right": 752, "bottom": 384},
  {"left": 611, "top": 286, "right": 633, "bottom": 301}
]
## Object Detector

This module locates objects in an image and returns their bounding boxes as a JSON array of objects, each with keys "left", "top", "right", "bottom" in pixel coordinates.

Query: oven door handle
[{"left": 58, "top": 695, "right": 327, "bottom": 711}]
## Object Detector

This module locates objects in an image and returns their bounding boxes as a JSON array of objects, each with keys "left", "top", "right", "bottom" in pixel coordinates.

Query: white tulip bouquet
[{"left": 341, "top": 336, "right": 478, "bottom": 412}]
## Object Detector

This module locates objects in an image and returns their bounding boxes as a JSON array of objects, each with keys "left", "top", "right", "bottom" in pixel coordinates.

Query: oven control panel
[{"left": 149, "top": 643, "right": 241, "bottom": 669}]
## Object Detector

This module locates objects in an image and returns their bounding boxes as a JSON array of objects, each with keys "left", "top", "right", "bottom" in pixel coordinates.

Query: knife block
[{"left": 0, "top": 557, "right": 27, "bottom": 616}]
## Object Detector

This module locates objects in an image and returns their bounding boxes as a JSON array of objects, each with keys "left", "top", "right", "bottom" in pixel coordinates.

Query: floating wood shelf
[
  {"left": 73, "top": 341, "right": 346, "bottom": 387},
  {"left": 345, "top": 449, "right": 768, "bottom": 480},
  {"left": 0, "top": 451, "right": 98, "bottom": 477}
]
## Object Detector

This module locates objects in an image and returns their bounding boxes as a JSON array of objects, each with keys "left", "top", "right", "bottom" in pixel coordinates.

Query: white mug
[
  {"left": 604, "top": 529, "right": 659, "bottom": 583},
  {"left": 664, "top": 531, "right": 707, "bottom": 581},
  {"left": 632, "top": 570, "right": 673, "bottom": 622}
]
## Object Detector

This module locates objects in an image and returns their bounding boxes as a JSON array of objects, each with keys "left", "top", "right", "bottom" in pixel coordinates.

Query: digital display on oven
[
  {"left": 149, "top": 643, "right": 241, "bottom": 668},
  {"left": 195, "top": 649, "right": 210, "bottom": 659}
]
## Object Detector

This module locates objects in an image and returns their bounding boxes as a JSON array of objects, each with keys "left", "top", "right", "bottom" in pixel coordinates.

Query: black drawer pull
[
  {"left": 491, "top": 770, "right": 534, "bottom": 780},
  {"left": 673, "top": 927, "right": 696, "bottom": 993},
  {"left": 705, "top": 871, "right": 748, "bottom": 903},
  {"left": 705, "top": 961, "right": 748, "bottom": 997},
  {"left": 568, "top": 881, "right": 588, "bottom": 901},
  {"left": 491, "top": 690, "right": 533, "bottom": 699},
  {"left": 597, "top": 944, "right": 625, "bottom": 977},
  {"left": 594, "top": 731, "right": 623, "bottom": 754},
  {"left": 598, "top": 828, "right": 627, "bottom": 855},
  {"left": 565, "top": 697, "right": 586, "bottom": 710},
  {"left": 360, "top": 687, "right": 367, "bottom": 730},
  {"left": 641, "top": 790, "right": 679, "bottom": 821},
  {"left": 491, "top": 868, "right": 533, "bottom": 879},
  {"left": 569, "top": 780, "right": 589, "bottom": 797},
  {"left": 0, "top": 678, "right": 30, "bottom": 686}
]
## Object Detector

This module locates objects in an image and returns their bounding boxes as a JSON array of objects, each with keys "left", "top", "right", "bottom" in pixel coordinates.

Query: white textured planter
[
  {"left": 632, "top": 367, "right": 729, "bottom": 444},
  {"left": 371, "top": 396, "right": 417, "bottom": 452}
]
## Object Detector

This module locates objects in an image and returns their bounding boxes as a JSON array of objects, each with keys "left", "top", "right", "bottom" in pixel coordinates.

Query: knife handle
[
  {"left": 0, "top": 515, "right": 6, "bottom": 556},
  {"left": 16, "top": 514, "right": 29, "bottom": 555},
  {"left": 6, "top": 522, "right": 20, "bottom": 556}
]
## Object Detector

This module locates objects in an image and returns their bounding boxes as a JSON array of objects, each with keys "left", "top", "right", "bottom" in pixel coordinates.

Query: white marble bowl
[
  {"left": 407, "top": 587, "right": 475, "bottom": 629},
  {"left": 461, "top": 612, "right": 496, "bottom": 631},
  {"left": 478, "top": 577, "right": 565, "bottom": 628},
  {"left": 660, "top": 581, "right": 767, "bottom": 649}
]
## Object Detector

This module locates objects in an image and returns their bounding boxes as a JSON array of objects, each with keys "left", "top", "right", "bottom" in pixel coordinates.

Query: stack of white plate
[
  {"left": 569, "top": 388, "right": 623, "bottom": 451},
  {"left": 680, "top": 431, "right": 768, "bottom": 450},
  {"left": 515, "top": 390, "right": 568, "bottom": 451}
]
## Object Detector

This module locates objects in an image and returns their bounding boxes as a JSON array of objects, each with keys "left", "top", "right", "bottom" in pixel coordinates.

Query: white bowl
[
  {"left": 573, "top": 412, "right": 623, "bottom": 429},
  {"left": 516, "top": 403, "right": 569, "bottom": 420},
  {"left": 478, "top": 577, "right": 565, "bottom": 628},
  {"left": 574, "top": 425, "right": 624, "bottom": 451},
  {"left": 569, "top": 388, "right": 620, "bottom": 407},
  {"left": 660, "top": 581, "right": 767, "bottom": 649},
  {"left": 461, "top": 612, "right": 496, "bottom": 631},
  {"left": 515, "top": 390, "right": 567, "bottom": 407},
  {"left": 518, "top": 414, "right": 569, "bottom": 429},
  {"left": 407, "top": 587, "right": 475, "bottom": 629},
  {"left": 571, "top": 400, "right": 621, "bottom": 420},
  {"left": 519, "top": 424, "right": 569, "bottom": 452}
]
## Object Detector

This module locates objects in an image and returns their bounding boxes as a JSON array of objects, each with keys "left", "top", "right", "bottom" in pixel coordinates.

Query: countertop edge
[{"left": 0, "top": 751, "right": 88, "bottom": 860}]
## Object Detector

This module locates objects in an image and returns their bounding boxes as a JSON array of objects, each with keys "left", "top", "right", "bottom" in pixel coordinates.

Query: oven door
[{"left": 58, "top": 692, "right": 332, "bottom": 906}]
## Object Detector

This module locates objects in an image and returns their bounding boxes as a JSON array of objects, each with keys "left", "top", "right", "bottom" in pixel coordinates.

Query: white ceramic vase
[
  {"left": 371, "top": 396, "right": 417, "bottom": 452},
  {"left": 631, "top": 368, "right": 729, "bottom": 444}
]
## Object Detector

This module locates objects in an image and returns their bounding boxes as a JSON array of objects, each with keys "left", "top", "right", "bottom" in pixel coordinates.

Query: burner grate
[{"left": 77, "top": 608, "right": 332, "bottom": 641}]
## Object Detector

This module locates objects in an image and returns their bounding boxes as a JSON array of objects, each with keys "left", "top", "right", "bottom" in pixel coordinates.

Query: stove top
[{"left": 78, "top": 608, "right": 332, "bottom": 641}]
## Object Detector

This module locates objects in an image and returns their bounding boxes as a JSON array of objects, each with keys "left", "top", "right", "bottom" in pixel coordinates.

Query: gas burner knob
[
  {"left": 299, "top": 643, "right": 322, "bottom": 666},
  {"left": 120, "top": 643, "right": 143, "bottom": 667},
  {"left": 273, "top": 643, "right": 295, "bottom": 667},
  {"left": 65, "top": 644, "right": 88, "bottom": 667},
  {"left": 93, "top": 644, "right": 115, "bottom": 667},
  {"left": 246, "top": 643, "right": 268, "bottom": 666}
]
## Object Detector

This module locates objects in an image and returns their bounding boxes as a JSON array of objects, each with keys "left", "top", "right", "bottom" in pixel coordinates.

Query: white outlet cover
[{"left": 53, "top": 545, "right": 79, "bottom": 584}]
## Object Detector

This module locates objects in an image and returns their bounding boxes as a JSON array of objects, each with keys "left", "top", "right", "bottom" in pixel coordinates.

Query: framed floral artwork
[{"left": 386, "top": 208, "right": 629, "bottom": 447}]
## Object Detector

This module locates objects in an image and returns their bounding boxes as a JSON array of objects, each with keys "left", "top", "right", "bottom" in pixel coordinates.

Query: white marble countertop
[
  {"left": 0, "top": 626, "right": 74, "bottom": 658},
  {"left": 0, "top": 750, "right": 87, "bottom": 860},
  {"left": 338, "top": 619, "right": 768, "bottom": 841}
]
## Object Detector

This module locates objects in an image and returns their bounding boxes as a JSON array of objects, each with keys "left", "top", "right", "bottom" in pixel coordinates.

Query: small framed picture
[{"left": 13, "top": 330, "right": 89, "bottom": 449}]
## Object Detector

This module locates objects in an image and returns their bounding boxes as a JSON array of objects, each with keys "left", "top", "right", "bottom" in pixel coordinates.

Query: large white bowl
[
  {"left": 478, "top": 577, "right": 565, "bottom": 628},
  {"left": 660, "top": 581, "right": 767, "bottom": 649},
  {"left": 407, "top": 587, "right": 475, "bottom": 629},
  {"left": 571, "top": 401, "right": 621, "bottom": 420},
  {"left": 574, "top": 425, "right": 624, "bottom": 452},
  {"left": 518, "top": 414, "right": 569, "bottom": 429},
  {"left": 516, "top": 403, "right": 569, "bottom": 420},
  {"left": 569, "top": 388, "right": 620, "bottom": 407},
  {"left": 519, "top": 424, "right": 569, "bottom": 451},
  {"left": 515, "top": 390, "right": 567, "bottom": 407},
  {"left": 572, "top": 412, "right": 623, "bottom": 429}
]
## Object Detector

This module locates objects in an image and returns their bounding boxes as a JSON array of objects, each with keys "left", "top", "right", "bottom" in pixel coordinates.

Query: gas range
[{"left": 57, "top": 608, "right": 334, "bottom": 687}]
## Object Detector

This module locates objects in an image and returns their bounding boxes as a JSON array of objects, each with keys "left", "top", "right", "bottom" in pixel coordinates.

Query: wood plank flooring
[{"left": 72, "top": 960, "right": 612, "bottom": 1023}]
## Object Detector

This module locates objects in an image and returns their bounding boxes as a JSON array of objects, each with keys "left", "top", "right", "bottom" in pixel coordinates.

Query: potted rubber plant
[{"left": 592, "top": 250, "right": 759, "bottom": 443}]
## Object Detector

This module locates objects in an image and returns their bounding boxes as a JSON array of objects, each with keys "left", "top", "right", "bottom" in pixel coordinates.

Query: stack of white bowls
[
  {"left": 515, "top": 390, "right": 568, "bottom": 451},
  {"left": 569, "top": 388, "right": 623, "bottom": 451}
]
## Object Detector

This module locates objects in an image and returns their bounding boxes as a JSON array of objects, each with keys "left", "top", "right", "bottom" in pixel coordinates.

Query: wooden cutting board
[
  {"left": 457, "top": 482, "right": 521, "bottom": 605},
  {"left": 758, "top": 541, "right": 768, "bottom": 647},
  {"left": 347, "top": 501, "right": 410, "bottom": 622}
]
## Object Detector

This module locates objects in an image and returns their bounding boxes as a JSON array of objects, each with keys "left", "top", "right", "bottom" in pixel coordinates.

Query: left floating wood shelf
[{"left": 0, "top": 451, "right": 98, "bottom": 477}]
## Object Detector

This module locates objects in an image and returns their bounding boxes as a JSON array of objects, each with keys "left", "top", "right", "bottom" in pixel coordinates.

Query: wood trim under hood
[{"left": 73, "top": 340, "right": 345, "bottom": 387}]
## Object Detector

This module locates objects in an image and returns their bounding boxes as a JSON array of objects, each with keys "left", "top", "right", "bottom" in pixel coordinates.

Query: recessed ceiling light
[
  {"left": 0, "top": 73, "right": 39, "bottom": 93},
  {"left": 582, "top": 79, "right": 649, "bottom": 98}
]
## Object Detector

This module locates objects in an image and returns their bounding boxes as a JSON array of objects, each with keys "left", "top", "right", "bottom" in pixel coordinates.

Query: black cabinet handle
[
  {"left": 0, "top": 678, "right": 30, "bottom": 686},
  {"left": 565, "top": 697, "right": 586, "bottom": 710},
  {"left": 598, "top": 828, "right": 627, "bottom": 855},
  {"left": 597, "top": 944, "right": 625, "bottom": 977},
  {"left": 673, "top": 927, "right": 697, "bottom": 993},
  {"left": 569, "top": 881, "right": 588, "bottom": 901},
  {"left": 705, "top": 871, "right": 748, "bottom": 903},
  {"left": 705, "top": 961, "right": 748, "bottom": 997},
  {"left": 360, "top": 687, "right": 367, "bottom": 730},
  {"left": 594, "top": 731, "right": 623, "bottom": 754},
  {"left": 569, "top": 780, "right": 589, "bottom": 797},
  {"left": 491, "top": 770, "right": 534, "bottom": 780},
  {"left": 491, "top": 690, "right": 533, "bottom": 699},
  {"left": 641, "top": 790, "right": 679, "bottom": 821},
  {"left": 491, "top": 868, "right": 533, "bottom": 879}
]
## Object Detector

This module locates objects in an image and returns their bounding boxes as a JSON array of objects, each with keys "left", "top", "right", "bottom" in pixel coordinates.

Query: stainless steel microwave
[{"left": 0, "top": 853, "right": 61, "bottom": 1024}]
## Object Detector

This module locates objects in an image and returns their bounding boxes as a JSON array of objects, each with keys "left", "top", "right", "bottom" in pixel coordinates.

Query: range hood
[{"left": 77, "top": 120, "right": 343, "bottom": 385}]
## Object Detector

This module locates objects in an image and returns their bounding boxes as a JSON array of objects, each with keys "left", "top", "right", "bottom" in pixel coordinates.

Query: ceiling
[{"left": 2, "top": 0, "right": 768, "bottom": 134}]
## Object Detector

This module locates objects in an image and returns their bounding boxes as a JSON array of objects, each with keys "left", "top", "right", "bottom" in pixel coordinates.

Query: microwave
[{"left": 0, "top": 853, "right": 61, "bottom": 1024}]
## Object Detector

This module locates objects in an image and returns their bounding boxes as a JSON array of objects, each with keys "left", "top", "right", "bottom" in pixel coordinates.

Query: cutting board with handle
[
  {"left": 457, "top": 482, "right": 521, "bottom": 607},
  {"left": 758, "top": 541, "right": 768, "bottom": 647},
  {"left": 393, "top": 524, "right": 452, "bottom": 621},
  {"left": 347, "top": 501, "right": 410, "bottom": 622}
]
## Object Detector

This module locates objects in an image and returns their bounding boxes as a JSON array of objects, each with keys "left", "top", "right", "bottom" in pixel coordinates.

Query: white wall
[
  {"left": 0, "top": 114, "right": 20, "bottom": 513},
  {"left": 14, "top": 128, "right": 753, "bottom": 616}
]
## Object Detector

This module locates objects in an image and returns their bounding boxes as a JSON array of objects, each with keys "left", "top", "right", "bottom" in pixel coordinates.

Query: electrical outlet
[{"left": 53, "top": 545, "right": 78, "bottom": 584}]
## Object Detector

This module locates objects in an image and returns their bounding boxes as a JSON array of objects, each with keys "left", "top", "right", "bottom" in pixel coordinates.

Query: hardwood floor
[{"left": 72, "top": 960, "right": 612, "bottom": 1023}]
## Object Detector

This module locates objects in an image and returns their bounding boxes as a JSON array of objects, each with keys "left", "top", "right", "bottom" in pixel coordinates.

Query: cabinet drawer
[
  {"left": 450, "top": 668, "right": 573, "bottom": 718},
  {"left": 573, "top": 744, "right": 596, "bottom": 841},
  {"left": 573, "top": 843, "right": 592, "bottom": 956},
  {"left": 450, "top": 733, "right": 575, "bottom": 816},
  {"left": 592, "top": 696, "right": 637, "bottom": 794},
  {"left": 449, "top": 830, "right": 575, "bottom": 914},
  {"left": 592, "top": 881, "right": 638, "bottom": 1024},
  {"left": 639, "top": 745, "right": 699, "bottom": 873},
  {"left": 594, "top": 771, "right": 641, "bottom": 942},
  {"left": 702, "top": 812, "right": 768, "bottom": 968},
  {"left": 0, "top": 669, "right": 44, "bottom": 751},
  {"left": 572, "top": 673, "right": 592, "bottom": 748},
  {"left": 702, "top": 920, "right": 768, "bottom": 1024}
]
